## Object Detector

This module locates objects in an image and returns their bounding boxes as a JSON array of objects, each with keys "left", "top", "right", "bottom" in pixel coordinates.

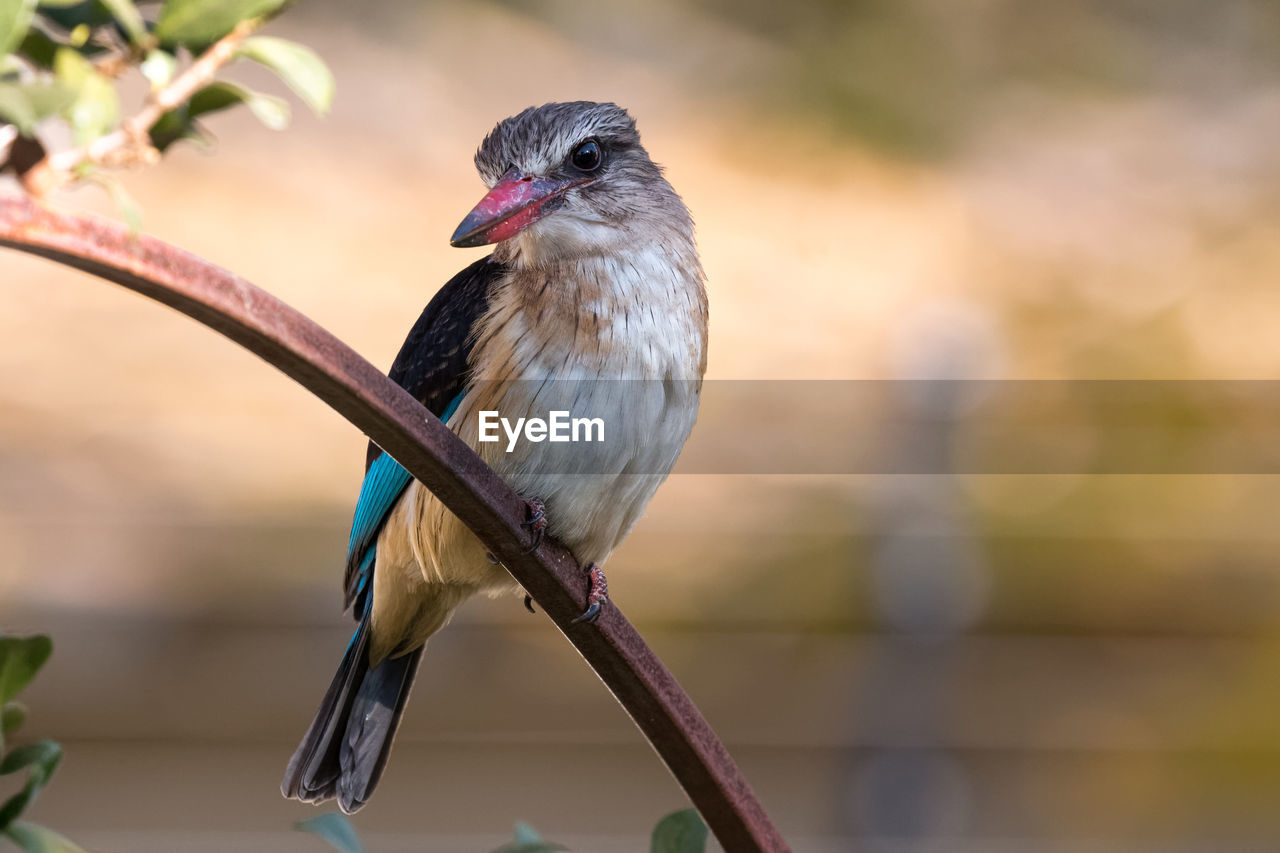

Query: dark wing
[{"left": 342, "top": 255, "right": 505, "bottom": 618}]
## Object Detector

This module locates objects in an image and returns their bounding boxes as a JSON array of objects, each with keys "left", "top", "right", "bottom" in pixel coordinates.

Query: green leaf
[
  {"left": 186, "top": 79, "right": 243, "bottom": 115},
  {"left": 294, "top": 813, "right": 365, "bottom": 853},
  {"left": 95, "top": 0, "right": 144, "bottom": 47},
  {"left": 147, "top": 105, "right": 197, "bottom": 151},
  {"left": 154, "top": 0, "right": 284, "bottom": 48},
  {"left": 0, "top": 740, "right": 61, "bottom": 831},
  {"left": 50, "top": 40, "right": 83, "bottom": 80},
  {"left": 4, "top": 821, "right": 88, "bottom": 853},
  {"left": 2, "top": 701, "right": 27, "bottom": 736},
  {"left": 0, "top": 696, "right": 25, "bottom": 753},
  {"left": 0, "top": 699, "right": 26, "bottom": 754},
  {"left": 184, "top": 79, "right": 286, "bottom": 129},
  {"left": 0, "top": 0, "right": 37, "bottom": 57},
  {"left": 53, "top": 45, "right": 117, "bottom": 141},
  {"left": 0, "top": 740, "right": 58, "bottom": 776},
  {"left": 0, "top": 80, "right": 35, "bottom": 132},
  {"left": 235, "top": 35, "right": 332, "bottom": 115},
  {"left": 23, "top": 79, "right": 72, "bottom": 116},
  {"left": 650, "top": 809, "right": 707, "bottom": 853},
  {"left": 149, "top": 79, "right": 252, "bottom": 152},
  {"left": 242, "top": 88, "right": 286, "bottom": 128},
  {"left": 0, "top": 636, "right": 52, "bottom": 705}
]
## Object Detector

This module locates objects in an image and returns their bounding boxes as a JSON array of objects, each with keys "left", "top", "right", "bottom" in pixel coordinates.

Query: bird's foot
[
  {"left": 524, "top": 594, "right": 536, "bottom": 614},
  {"left": 522, "top": 497, "right": 548, "bottom": 553},
  {"left": 571, "top": 563, "right": 609, "bottom": 624}
]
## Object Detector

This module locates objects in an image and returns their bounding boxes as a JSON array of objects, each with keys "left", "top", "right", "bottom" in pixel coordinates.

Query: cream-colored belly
[
  {"left": 369, "top": 366, "right": 699, "bottom": 660},
  {"left": 368, "top": 249, "right": 706, "bottom": 660},
  {"left": 403, "top": 359, "right": 701, "bottom": 587},
  {"left": 475, "top": 371, "right": 700, "bottom": 564}
]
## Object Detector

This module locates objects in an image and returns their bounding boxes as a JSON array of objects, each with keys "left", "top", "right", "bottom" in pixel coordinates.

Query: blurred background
[{"left": 4, "top": 0, "right": 1280, "bottom": 850}]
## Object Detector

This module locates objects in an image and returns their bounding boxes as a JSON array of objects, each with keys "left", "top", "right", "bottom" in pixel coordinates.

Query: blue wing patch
[
  {"left": 343, "top": 392, "right": 465, "bottom": 617},
  {"left": 347, "top": 454, "right": 412, "bottom": 568}
]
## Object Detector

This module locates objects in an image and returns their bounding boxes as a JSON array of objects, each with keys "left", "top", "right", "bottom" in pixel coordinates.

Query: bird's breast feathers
[
  {"left": 394, "top": 241, "right": 706, "bottom": 585},
  {"left": 475, "top": 241, "right": 706, "bottom": 381}
]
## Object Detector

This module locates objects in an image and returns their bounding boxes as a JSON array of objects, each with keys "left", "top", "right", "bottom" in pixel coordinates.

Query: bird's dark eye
[{"left": 570, "top": 139, "right": 602, "bottom": 172}]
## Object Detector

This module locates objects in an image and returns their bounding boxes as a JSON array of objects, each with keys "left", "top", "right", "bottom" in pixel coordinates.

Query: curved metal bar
[{"left": 0, "top": 195, "right": 791, "bottom": 853}]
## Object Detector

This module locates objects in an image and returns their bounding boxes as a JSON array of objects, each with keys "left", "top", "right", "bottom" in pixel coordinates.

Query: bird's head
[{"left": 450, "top": 101, "right": 690, "bottom": 263}]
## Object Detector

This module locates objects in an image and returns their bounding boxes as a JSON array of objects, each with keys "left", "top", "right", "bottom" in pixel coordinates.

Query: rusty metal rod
[{"left": 0, "top": 195, "right": 791, "bottom": 853}]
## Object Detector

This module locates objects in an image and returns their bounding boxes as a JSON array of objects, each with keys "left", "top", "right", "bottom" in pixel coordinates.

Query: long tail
[{"left": 281, "top": 617, "right": 424, "bottom": 813}]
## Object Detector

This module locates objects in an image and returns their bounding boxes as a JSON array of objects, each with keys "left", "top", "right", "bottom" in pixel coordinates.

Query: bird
[{"left": 281, "top": 101, "right": 708, "bottom": 814}]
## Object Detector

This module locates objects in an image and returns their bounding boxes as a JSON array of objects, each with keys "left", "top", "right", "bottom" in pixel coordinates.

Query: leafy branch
[
  {"left": 0, "top": 0, "right": 332, "bottom": 216},
  {"left": 37, "top": 16, "right": 264, "bottom": 186},
  {"left": 0, "top": 633, "right": 90, "bottom": 853}
]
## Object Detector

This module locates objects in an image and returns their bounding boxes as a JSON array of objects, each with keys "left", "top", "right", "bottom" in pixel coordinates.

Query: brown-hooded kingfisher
[{"left": 282, "top": 101, "right": 708, "bottom": 813}]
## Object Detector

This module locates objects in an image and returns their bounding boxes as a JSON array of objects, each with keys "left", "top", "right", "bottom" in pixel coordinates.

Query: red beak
[{"left": 450, "top": 167, "right": 588, "bottom": 248}]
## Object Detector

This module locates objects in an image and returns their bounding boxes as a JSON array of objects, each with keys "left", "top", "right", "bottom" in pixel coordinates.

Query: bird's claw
[
  {"left": 572, "top": 601, "right": 602, "bottom": 624},
  {"left": 522, "top": 497, "right": 547, "bottom": 553},
  {"left": 571, "top": 563, "right": 608, "bottom": 624},
  {"left": 515, "top": 501, "right": 604, "bottom": 624},
  {"left": 514, "top": 499, "right": 547, "bottom": 614}
]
